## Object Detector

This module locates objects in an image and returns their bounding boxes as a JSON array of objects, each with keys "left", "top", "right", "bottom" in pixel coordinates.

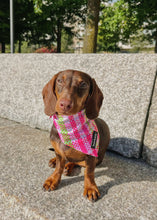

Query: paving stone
[{"left": 0, "top": 118, "right": 157, "bottom": 220}]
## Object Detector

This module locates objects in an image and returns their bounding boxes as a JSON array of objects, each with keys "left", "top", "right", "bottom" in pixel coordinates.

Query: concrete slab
[
  {"left": 143, "top": 72, "right": 157, "bottom": 167},
  {"left": 0, "top": 54, "right": 157, "bottom": 160},
  {"left": 1, "top": 118, "right": 157, "bottom": 220}
]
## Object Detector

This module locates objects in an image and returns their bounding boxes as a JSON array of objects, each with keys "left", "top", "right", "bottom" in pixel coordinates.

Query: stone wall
[
  {"left": 0, "top": 54, "right": 156, "bottom": 167},
  {"left": 143, "top": 72, "right": 157, "bottom": 167}
]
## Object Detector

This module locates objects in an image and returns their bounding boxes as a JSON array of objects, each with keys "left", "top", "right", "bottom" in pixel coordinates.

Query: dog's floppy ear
[
  {"left": 42, "top": 73, "right": 58, "bottom": 116},
  {"left": 85, "top": 78, "right": 104, "bottom": 120}
]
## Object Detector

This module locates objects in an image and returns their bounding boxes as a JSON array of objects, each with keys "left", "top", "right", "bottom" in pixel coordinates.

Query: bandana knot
[{"left": 52, "top": 110, "right": 99, "bottom": 157}]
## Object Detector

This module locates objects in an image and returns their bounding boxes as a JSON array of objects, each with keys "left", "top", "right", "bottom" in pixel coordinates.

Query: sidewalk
[{"left": 0, "top": 117, "right": 157, "bottom": 220}]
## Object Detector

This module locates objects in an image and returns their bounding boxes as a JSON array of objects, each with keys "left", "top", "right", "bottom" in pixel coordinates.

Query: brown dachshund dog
[{"left": 42, "top": 70, "right": 110, "bottom": 201}]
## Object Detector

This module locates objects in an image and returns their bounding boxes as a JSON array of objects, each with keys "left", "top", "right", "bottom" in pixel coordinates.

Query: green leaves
[
  {"left": 31, "top": 0, "right": 43, "bottom": 13},
  {"left": 98, "top": 0, "right": 134, "bottom": 51},
  {"left": 0, "top": 0, "right": 87, "bottom": 52},
  {"left": 98, "top": 0, "right": 154, "bottom": 52}
]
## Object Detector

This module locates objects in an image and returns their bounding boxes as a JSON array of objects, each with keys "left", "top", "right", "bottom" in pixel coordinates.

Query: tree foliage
[
  {"left": 125, "top": 0, "right": 157, "bottom": 52},
  {"left": 98, "top": 0, "right": 157, "bottom": 52},
  {"left": 1, "top": 0, "right": 156, "bottom": 53},
  {"left": 31, "top": 0, "right": 87, "bottom": 52},
  {"left": 0, "top": 1, "right": 10, "bottom": 52},
  {"left": 0, "top": 0, "right": 87, "bottom": 53},
  {"left": 0, "top": 0, "right": 38, "bottom": 52},
  {"left": 98, "top": 0, "right": 138, "bottom": 52}
]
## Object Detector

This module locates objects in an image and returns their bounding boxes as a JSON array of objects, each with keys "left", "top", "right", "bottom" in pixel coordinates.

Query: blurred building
[{"left": 73, "top": 23, "right": 85, "bottom": 54}]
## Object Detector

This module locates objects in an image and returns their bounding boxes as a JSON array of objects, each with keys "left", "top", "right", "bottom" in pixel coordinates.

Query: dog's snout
[{"left": 59, "top": 99, "right": 72, "bottom": 112}]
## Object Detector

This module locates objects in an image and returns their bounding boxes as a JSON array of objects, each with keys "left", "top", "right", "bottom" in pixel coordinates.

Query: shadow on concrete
[
  {"left": 58, "top": 149, "right": 157, "bottom": 200},
  {"left": 108, "top": 137, "right": 142, "bottom": 158}
]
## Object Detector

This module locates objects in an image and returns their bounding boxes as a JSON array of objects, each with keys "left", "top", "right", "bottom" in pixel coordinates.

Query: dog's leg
[
  {"left": 43, "top": 154, "right": 65, "bottom": 191},
  {"left": 83, "top": 156, "right": 100, "bottom": 201}
]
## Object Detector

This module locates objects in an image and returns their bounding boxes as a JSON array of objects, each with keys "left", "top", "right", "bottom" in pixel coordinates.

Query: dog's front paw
[
  {"left": 48, "top": 157, "right": 56, "bottom": 168},
  {"left": 43, "top": 177, "right": 59, "bottom": 191},
  {"left": 83, "top": 185, "right": 100, "bottom": 201},
  {"left": 63, "top": 162, "right": 75, "bottom": 176}
]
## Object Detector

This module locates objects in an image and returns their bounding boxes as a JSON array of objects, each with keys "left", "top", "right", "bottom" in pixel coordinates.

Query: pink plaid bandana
[{"left": 52, "top": 110, "right": 99, "bottom": 157}]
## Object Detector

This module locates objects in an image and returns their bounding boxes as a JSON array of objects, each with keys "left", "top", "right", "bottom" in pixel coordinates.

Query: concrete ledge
[
  {"left": 143, "top": 72, "right": 157, "bottom": 167},
  {"left": 0, "top": 54, "right": 157, "bottom": 166}
]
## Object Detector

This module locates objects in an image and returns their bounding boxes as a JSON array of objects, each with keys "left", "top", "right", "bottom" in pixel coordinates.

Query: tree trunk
[
  {"left": 83, "top": 0, "right": 100, "bottom": 53},
  {"left": 57, "top": 19, "right": 62, "bottom": 53},
  {"left": 1, "top": 42, "right": 5, "bottom": 53}
]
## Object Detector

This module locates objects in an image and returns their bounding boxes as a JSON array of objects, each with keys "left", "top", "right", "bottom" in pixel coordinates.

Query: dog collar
[{"left": 52, "top": 109, "right": 99, "bottom": 157}]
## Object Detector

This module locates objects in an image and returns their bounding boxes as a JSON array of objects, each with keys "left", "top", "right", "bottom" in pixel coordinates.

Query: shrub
[{"left": 34, "top": 46, "right": 57, "bottom": 53}]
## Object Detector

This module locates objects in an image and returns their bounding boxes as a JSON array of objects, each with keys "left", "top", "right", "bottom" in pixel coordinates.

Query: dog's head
[{"left": 42, "top": 70, "right": 103, "bottom": 119}]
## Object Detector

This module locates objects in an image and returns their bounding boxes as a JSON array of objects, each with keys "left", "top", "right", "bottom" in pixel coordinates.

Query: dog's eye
[
  {"left": 79, "top": 81, "right": 87, "bottom": 89},
  {"left": 57, "top": 78, "right": 63, "bottom": 84}
]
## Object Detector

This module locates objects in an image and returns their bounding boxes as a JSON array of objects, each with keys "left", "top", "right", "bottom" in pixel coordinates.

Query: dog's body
[{"left": 42, "top": 70, "right": 110, "bottom": 201}]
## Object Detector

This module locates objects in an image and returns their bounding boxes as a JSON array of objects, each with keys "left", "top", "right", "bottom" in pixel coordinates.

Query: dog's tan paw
[
  {"left": 43, "top": 177, "right": 59, "bottom": 191},
  {"left": 83, "top": 185, "right": 100, "bottom": 201},
  {"left": 48, "top": 157, "right": 56, "bottom": 168},
  {"left": 63, "top": 162, "right": 75, "bottom": 176}
]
